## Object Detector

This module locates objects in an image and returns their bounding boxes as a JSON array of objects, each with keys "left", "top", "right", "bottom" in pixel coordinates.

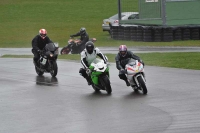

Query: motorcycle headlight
[{"left": 50, "top": 53, "right": 53, "bottom": 57}]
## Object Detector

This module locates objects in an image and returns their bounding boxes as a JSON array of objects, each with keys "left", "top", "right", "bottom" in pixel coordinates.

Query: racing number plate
[{"left": 42, "top": 58, "right": 47, "bottom": 65}]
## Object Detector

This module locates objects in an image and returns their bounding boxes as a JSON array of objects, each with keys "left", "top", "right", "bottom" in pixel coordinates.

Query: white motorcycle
[{"left": 125, "top": 58, "right": 147, "bottom": 94}]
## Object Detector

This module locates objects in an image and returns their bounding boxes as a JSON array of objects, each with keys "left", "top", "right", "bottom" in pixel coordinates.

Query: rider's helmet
[
  {"left": 39, "top": 29, "right": 47, "bottom": 39},
  {"left": 80, "top": 27, "right": 86, "bottom": 35},
  {"left": 85, "top": 41, "right": 94, "bottom": 54},
  {"left": 119, "top": 45, "right": 127, "bottom": 57}
]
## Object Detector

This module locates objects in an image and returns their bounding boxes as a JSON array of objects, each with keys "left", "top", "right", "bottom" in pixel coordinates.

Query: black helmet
[
  {"left": 85, "top": 41, "right": 94, "bottom": 54},
  {"left": 80, "top": 27, "right": 86, "bottom": 35}
]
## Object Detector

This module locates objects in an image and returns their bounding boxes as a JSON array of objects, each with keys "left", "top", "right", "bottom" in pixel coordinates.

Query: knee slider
[
  {"left": 119, "top": 74, "right": 126, "bottom": 80},
  {"left": 79, "top": 68, "right": 87, "bottom": 78}
]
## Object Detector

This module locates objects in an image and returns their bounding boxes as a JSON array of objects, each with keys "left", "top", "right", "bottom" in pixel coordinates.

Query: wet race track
[{"left": 1, "top": 58, "right": 200, "bottom": 133}]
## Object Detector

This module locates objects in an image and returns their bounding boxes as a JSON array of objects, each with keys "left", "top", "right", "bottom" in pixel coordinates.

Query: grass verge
[{"left": 2, "top": 52, "right": 200, "bottom": 70}]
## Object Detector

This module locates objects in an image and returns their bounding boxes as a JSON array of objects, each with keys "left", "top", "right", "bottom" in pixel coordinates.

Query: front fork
[{"left": 134, "top": 74, "right": 146, "bottom": 87}]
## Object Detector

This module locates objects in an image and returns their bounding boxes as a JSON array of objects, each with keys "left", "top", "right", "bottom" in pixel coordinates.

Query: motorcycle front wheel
[
  {"left": 35, "top": 66, "right": 44, "bottom": 76},
  {"left": 92, "top": 84, "right": 100, "bottom": 92},
  {"left": 137, "top": 76, "right": 148, "bottom": 94},
  {"left": 60, "top": 46, "right": 71, "bottom": 55},
  {"left": 50, "top": 61, "right": 58, "bottom": 77},
  {"left": 101, "top": 75, "right": 112, "bottom": 94}
]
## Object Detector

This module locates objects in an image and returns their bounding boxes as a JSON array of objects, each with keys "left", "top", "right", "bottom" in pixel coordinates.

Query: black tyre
[
  {"left": 137, "top": 76, "right": 148, "bottom": 94},
  {"left": 92, "top": 84, "right": 100, "bottom": 92},
  {"left": 131, "top": 85, "right": 138, "bottom": 92},
  {"left": 101, "top": 76, "right": 112, "bottom": 94},
  {"left": 35, "top": 66, "right": 44, "bottom": 76},
  {"left": 50, "top": 61, "right": 58, "bottom": 77},
  {"left": 60, "top": 46, "right": 71, "bottom": 55}
]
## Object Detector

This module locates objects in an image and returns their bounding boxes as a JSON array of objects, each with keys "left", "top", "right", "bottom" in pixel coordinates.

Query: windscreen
[
  {"left": 45, "top": 43, "right": 55, "bottom": 51},
  {"left": 121, "top": 58, "right": 136, "bottom": 67},
  {"left": 92, "top": 58, "right": 101, "bottom": 64},
  {"left": 128, "top": 58, "right": 136, "bottom": 66}
]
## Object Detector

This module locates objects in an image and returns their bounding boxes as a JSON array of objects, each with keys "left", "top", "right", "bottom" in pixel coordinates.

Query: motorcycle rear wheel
[
  {"left": 50, "top": 61, "right": 58, "bottom": 77},
  {"left": 137, "top": 76, "right": 148, "bottom": 94},
  {"left": 101, "top": 75, "right": 112, "bottom": 94}
]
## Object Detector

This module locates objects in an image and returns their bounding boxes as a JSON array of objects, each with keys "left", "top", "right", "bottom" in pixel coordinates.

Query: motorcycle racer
[
  {"left": 79, "top": 41, "right": 107, "bottom": 85},
  {"left": 32, "top": 29, "right": 53, "bottom": 66},
  {"left": 115, "top": 45, "right": 144, "bottom": 86},
  {"left": 70, "top": 27, "right": 89, "bottom": 53}
]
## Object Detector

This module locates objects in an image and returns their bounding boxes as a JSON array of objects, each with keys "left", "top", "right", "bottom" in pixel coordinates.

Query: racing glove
[
  {"left": 120, "top": 69, "right": 126, "bottom": 74},
  {"left": 86, "top": 68, "right": 91, "bottom": 75},
  {"left": 139, "top": 60, "right": 145, "bottom": 66}
]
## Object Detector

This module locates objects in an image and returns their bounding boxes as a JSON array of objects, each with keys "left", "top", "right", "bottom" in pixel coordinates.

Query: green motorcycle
[{"left": 87, "top": 58, "right": 112, "bottom": 94}]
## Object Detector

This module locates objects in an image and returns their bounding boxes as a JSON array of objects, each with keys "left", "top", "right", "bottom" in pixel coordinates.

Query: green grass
[
  {"left": 0, "top": 0, "right": 200, "bottom": 48},
  {"left": 1, "top": 0, "right": 200, "bottom": 70},
  {"left": 1, "top": 55, "right": 33, "bottom": 58},
  {"left": 60, "top": 53, "right": 200, "bottom": 70},
  {"left": 2, "top": 52, "right": 200, "bottom": 70}
]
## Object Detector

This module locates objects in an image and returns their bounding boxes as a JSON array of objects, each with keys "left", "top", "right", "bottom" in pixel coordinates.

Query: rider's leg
[
  {"left": 32, "top": 49, "right": 40, "bottom": 66},
  {"left": 118, "top": 71, "right": 130, "bottom": 86},
  {"left": 79, "top": 68, "right": 92, "bottom": 85}
]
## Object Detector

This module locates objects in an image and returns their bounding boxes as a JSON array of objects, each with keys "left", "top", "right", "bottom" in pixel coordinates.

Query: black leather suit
[{"left": 31, "top": 35, "right": 53, "bottom": 62}]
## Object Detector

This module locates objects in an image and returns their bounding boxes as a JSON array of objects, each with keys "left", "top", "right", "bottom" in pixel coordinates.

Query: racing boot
[
  {"left": 85, "top": 76, "right": 92, "bottom": 85},
  {"left": 125, "top": 79, "right": 130, "bottom": 86},
  {"left": 33, "top": 59, "right": 38, "bottom": 67},
  {"left": 33, "top": 59, "right": 40, "bottom": 68}
]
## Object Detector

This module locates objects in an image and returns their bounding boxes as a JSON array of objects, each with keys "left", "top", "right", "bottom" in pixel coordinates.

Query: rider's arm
[
  {"left": 95, "top": 48, "right": 107, "bottom": 63},
  {"left": 129, "top": 51, "right": 144, "bottom": 65},
  {"left": 81, "top": 51, "right": 89, "bottom": 69},
  {"left": 115, "top": 54, "right": 123, "bottom": 70},
  {"left": 32, "top": 36, "right": 40, "bottom": 51},
  {"left": 46, "top": 36, "right": 53, "bottom": 43},
  {"left": 70, "top": 32, "right": 80, "bottom": 37},
  {"left": 129, "top": 51, "right": 141, "bottom": 61}
]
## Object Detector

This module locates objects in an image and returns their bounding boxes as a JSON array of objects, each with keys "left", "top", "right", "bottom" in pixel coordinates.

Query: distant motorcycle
[
  {"left": 34, "top": 42, "right": 59, "bottom": 77},
  {"left": 87, "top": 58, "right": 112, "bottom": 94},
  {"left": 60, "top": 37, "right": 97, "bottom": 55},
  {"left": 125, "top": 58, "right": 147, "bottom": 94}
]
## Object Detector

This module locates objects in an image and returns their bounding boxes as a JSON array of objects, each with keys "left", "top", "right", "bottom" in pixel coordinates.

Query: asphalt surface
[
  {"left": 1, "top": 58, "right": 200, "bottom": 133},
  {"left": 1, "top": 46, "right": 200, "bottom": 56}
]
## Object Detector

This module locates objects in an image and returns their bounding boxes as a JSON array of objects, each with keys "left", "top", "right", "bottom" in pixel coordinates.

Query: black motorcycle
[
  {"left": 34, "top": 42, "right": 59, "bottom": 77},
  {"left": 60, "top": 37, "right": 97, "bottom": 55}
]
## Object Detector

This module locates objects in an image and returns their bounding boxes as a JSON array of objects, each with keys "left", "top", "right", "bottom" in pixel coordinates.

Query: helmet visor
[
  {"left": 80, "top": 31, "right": 85, "bottom": 35},
  {"left": 87, "top": 47, "right": 93, "bottom": 54},
  {"left": 88, "top": 48, "right": 93, "bottom": 53},
  {"left": 120, "top": 51, "right": 127, "bottom": 57},
  {"left": 40, "top": 34, "right": 46, "bottom": 37},
  {"left": 120, "top": 51, "right": 126, "bottom": 55},
  {"left": 40, "top": 34, "right": 47, "bottom": 39}
]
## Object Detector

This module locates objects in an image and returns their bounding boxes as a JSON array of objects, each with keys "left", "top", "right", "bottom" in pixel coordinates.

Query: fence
[
  {"left": 112, "top": 0, "right": 200, "bottom": 42},
  {"left": 119, "top": 0, "right": 200, "bottom": 26}
]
